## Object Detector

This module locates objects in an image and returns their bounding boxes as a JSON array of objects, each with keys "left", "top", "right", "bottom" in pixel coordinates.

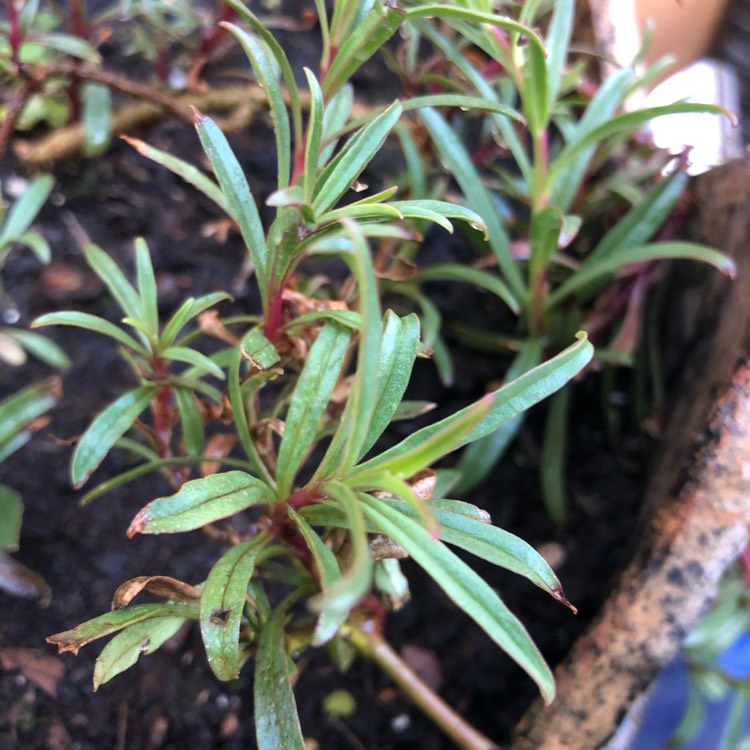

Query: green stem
[
  {"left": 528, "top": 128, "right": 550, "bottom": 336},
  {"left": 345, "top": 621, "right": 499, "bottom": 750}
]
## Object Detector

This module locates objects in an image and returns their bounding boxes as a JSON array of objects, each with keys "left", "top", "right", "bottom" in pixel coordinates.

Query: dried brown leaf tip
[{"left": 112, "top": 575, "right": 202, "bottom": 609}]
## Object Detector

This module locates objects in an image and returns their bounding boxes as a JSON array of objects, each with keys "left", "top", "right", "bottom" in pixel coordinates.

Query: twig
[{"left": 345, "top": 620, "right": 499, "bottom": 750}]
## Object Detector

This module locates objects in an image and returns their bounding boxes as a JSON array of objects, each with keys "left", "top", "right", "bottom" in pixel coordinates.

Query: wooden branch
[{"left": 512, "top": 156, "right": 750, "bottom": 750}]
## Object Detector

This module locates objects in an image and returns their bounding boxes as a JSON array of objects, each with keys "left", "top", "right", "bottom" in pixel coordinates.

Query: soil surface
[{"left": 0, "top": 9, "right": 646, "bottom": 749}]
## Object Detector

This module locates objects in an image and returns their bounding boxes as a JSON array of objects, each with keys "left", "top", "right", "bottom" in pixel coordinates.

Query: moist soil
[{"left": 0, "top": 24, "right": 645, "bottom": 750}]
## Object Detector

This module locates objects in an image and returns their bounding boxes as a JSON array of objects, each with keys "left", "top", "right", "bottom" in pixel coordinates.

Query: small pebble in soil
[{"left": 390, "top": 714, "right": 411, "bottom": 733}]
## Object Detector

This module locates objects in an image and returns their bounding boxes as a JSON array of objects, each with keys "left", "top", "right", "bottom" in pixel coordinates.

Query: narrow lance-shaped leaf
[
  {"left": 355, "top": 334, "right": 593, "bottom": 475},
  {"left": 288, "top": 508, "right": 344, "bottom": 646},
  {"left": 540, "top": 387, "right": 570, "bottom": 523},
  {"left": 94, "top": 617, "right": 186, "bottom": 690},
  {"left": 545, "top": 0, "right": 574, "bottom": 110},
  {"left": 358, "top": 311, "right": 421, "bottom": 459},
  {"left": 383, "top": 498, "right": 572, "bottom": 608},
  {"left": 316, "top": 482, "right": 372, "bottom": 617},
  {"left": 0, "top": 377, "right": 61, "bottom": 446},
  {"left": 121, "top": 136, "right": 232, "bottom": 217},
  {"left": 0, "top": 174, "right": 53, "bottom": 243},
  {"left": 72, "top": 385, "right": 157, "bottom": 488},
  {"left": 200, "top": 533, "right": 268, "bottom": 681},
  {"left": 5, "top": 329, "right": 71, "bottom": 369},
  {"left": 359, "top": 494, "right": 555, "bottom": 704},
  {"left": 312, "top": 222, "right": 381, "bottom": 479},
  {"left": 81, "top": 82, "right": 112, "bottom": 156},
  {"left": 322, "top": 2, "right": 405, "bottom": 99},
  {"left": 173, "top": 386, "right": 204, "bottom": 457},
  {"left": 222, "top": 22, "right": 291, "bottom": 189},
  {"left": 160, "top": 291, "right": 233, "bottom": 349},
  {"left": 275, "top": 322, "right": 351, "bottom": 498},
  {"left": 547, "top": 242, "right": 736, "bottom": 307},
  {"left": 47, "top": 602, "right": 199, "bottom": 655},
  {"left": 224, "top": 0, "right": 304, "bottom": 159},
  {"left": 254, "top": 599, "right": 305, "bottom": 750},
  {"left": 0, "top": 486, "right": 23, "bottom": 551},
  {"left": 82, "top": 243, "right": 144, "bottom": 328},
  {"left": 312, "top": 101, "right": 403, "bottom": 214},
  {"left": 135, "top": 238, "right": 158, "bottom": 340},
  {"left": 351, "top": 395, "right": 491, "bottom": 483},
  {"left": 32, "top": 311, "right": 147, "bottom": 354},
  {"left": 303, "top": 68, "right": 324, "bottom": 204},
  {"left": 162, "top": 345, "right": 225, "bottom": 380},
  {"left": 127, "top": 471, "right": 274, "bottom": 536},
  {"left": 420, "top": 107, "right": 525, "bottom": 304},
  {"left": 194, "top": 112, "right": 268, "bottom": 307},
  {"left": 584, "top": 169, "right": 687, "bottom": 268}
]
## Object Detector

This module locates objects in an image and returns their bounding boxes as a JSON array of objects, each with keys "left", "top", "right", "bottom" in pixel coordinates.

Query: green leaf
[
  {"left": 81, "top": 82, "right": 112, "bottom": 156},
  {"left": 585, "top": 170, "right": 687, "bottom": 268},
  {"left": 134, "top": 238, "right": 158, "bottom": 340},
  {"left": 29, "top": 31, "right": 100, "bottom": 62},
  {"left": 174, "top": 386, "right": 204, "bottom": 457},
  {"left": 322, "top": 2, "right": 405, "bottom": 98},
  {"left": 1, "top": 328, "right": 70, "bottom": 369},
  {"left": 240, "top": 328, "right": 281, "bottom": 369},
  {"left": 72, "top": 385, "right": 157, "bottom": 488},
  {"left": 529, "top": 206, "right": 563, "bottom": 281},
  {"left": 288, "top": 508, "right": 345, "bottom": 646},
  {"left": 667, "top": 678, "right": 705, "bottom": 748},
  {"left": 93, "top": 617, "right": 185, "bottom": 689},
  {"left": 275, "top": 322, "right": 351, "bottom": 498},
  {"left": 200, "top": 534, "right": 268, "bottom": 681},
  {"left": 388, "top": 497, "right": 569, "bottom": 603},
  {"left": 455, "top": 339, "right": 543, "bottom": 493},
  {"left": 317, "top": 482, "right": 372, "bottom": 616},
  {"left": 254, "top": 601, "right": 305, "bottom": 750},
  {"left": 405, "top": 6, "right": 545, "bottom": 61},
  {"left": 0, "top": 174, "right": 53, "bottom": 244},
  {"left": 550, "top": 102, "right": 733, "bottom": 194},
  {"left": 359, "top": 494, "right": 555, "bottom": 704},
  {"left": 222, "top": 22, "right": 291, "bottom": 189},
  {"left": 359, "top": 312, "right": 421, "bottom": 458},
  {"left": 228, "top": 346, "right": 275, "bottom": 484},
  {"left": 47, "top": 602, "right": 199, "bottom": 655},
  {"left": 351, "top": 396, "right": 490, "bottom": 482},
  {"left": 128, "top": 471, "right": 274, "bottom": 536},
  {"left": 0, "top": 378, "right": 60, "bottom": 447},
  {"left": 319, "top": 85, "right": 353, "bottom": 166},
  {"left": 521, "top": 39, "right": 548, "bottom": 136},
  {"left": 313, "top": 222, "right": 382, "bottom": 478},
  {"left": 82, "top": 243, "right": 145, "bottom": 329},
  {"left": 0, "top": 486, "right": 23, "bottom": 551},
  {"left": 32, "top": 311, "right": 147, "bottom": 354},
  {"left": 303, "top": 68, "right": 324, "bottom": 204},
  {"left": 356, "top": 334, "right": 593, "bottom": 474},
  {"left": 121, "top": 136, "right": 232, "bottom": 217},
  {"left": 547, "top": 242, "right": 736, "bottom": 307},
  {"left": 162, "top": 345, "right": 225, "bottom": 380},
  {"left": 159, "top": 292, "right": 232, "bottom": 349},
  {"left": 224, "top": 0, "right": 303, "bottom": 161},
  {"left": 313, "top": 101, "right": 402, "bottom": 214},
  {"left": 390, "top": 199, "right": 490, "bottom": 239},
  {"left": 540, "top": 387, "right": 570, "bottom": 523},
  {"left": 414, "top": 263, "right": 519, "bottom": 315},
  {"left": 420, "top": 107, "right": 524, "bottom": 303},
  {"left": 545, "top": 0, "right": 574, "bottom": 109},
  {"left": 194, "top": 113, "right": 267, "bottom": 306}
]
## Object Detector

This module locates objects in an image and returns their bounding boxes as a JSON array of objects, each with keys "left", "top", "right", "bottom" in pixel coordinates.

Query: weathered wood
[{"left": 513, "top": 157, "right": 750, "bottom": 750}]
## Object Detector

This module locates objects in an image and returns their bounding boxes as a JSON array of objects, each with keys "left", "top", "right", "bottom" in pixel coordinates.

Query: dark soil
[{"left": 0, "top": 17, "right": 645, "bottom": 750}]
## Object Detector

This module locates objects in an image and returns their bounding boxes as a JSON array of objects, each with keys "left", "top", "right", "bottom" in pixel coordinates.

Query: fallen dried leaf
[{"left": 0, "top": 648, "right": 64, "bottom": 697}]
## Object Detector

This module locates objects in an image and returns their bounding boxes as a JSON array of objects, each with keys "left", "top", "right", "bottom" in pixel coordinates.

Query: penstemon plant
[
  {"left": 37, "top": 2, "right": 597, "bottom": 747},
  {"left": 383, "top": 0, "right": 737, "bottom": 521}
]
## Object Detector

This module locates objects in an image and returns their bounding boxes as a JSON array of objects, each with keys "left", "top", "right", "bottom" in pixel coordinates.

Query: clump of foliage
[
  {"left": 388, "top": 0, "right": 734, "bottom": 519},
  {"left": 34, "top": 2, "right": 595, "bottom": 747},
  {"left": 0, "top": 174, "right": 70, "bottom": 604},
  {"left": 22, "top": 0, "right": 737, "bottom": 747}
]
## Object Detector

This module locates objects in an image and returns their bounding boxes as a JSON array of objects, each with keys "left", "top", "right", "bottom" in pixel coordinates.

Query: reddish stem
[
  {"left": 263, "top": 285, "right": 286, "bottom": 342},
  {"left": 68, "top": 0, "right": 88, "bottom": 39},
  {"left": 201, "top": 3, "right": 237, "bottom": 56},
  {"left": 7, "top": 0, "right": 21, "bottom": 64}
]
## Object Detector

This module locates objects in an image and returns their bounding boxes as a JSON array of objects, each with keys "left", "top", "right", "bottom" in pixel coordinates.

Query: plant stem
[{"left": 345, "top": 620, "right": 499, "bottom": 750}]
